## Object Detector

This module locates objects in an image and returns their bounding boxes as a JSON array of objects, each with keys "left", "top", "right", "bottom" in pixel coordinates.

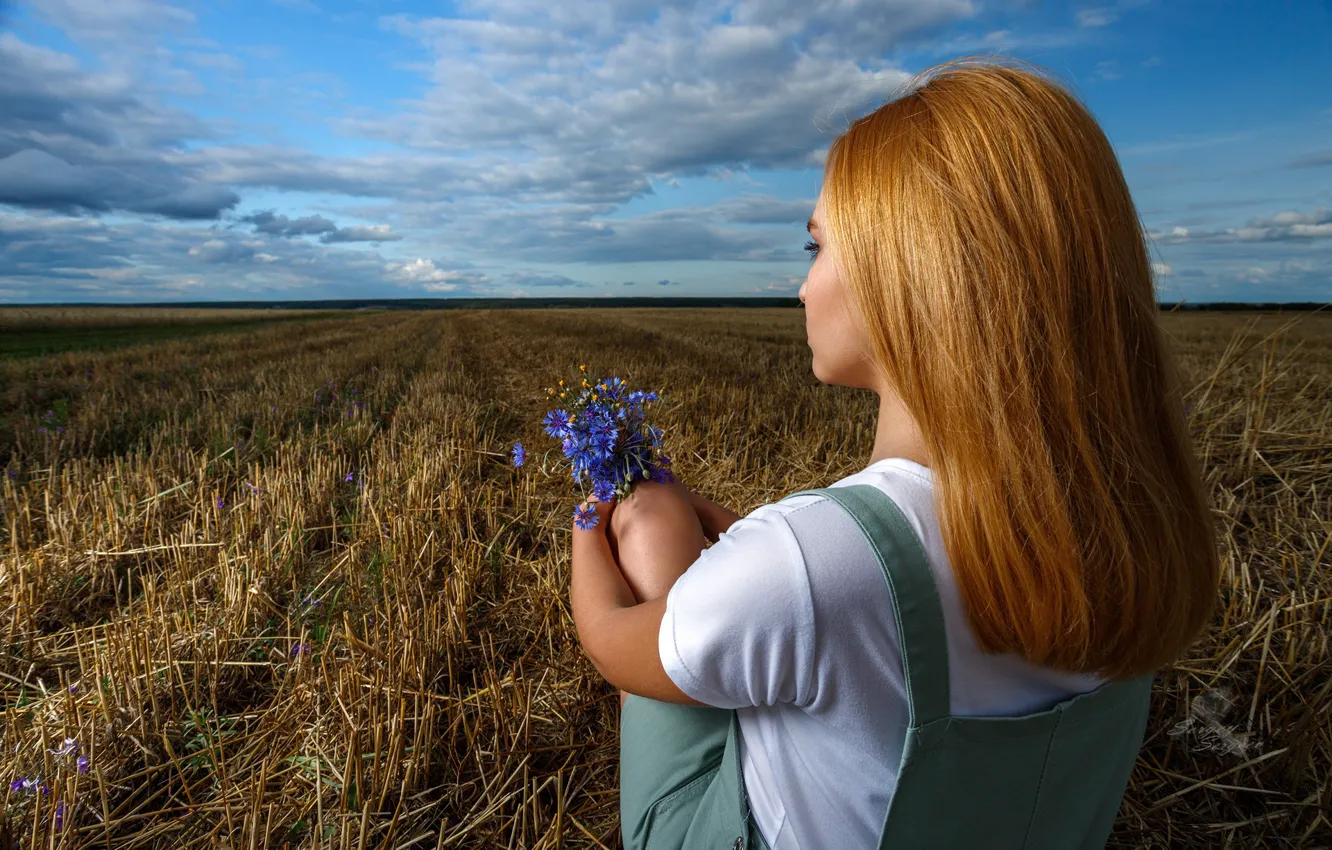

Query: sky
[{"left": 0, "top": 0, "right": 1329, "bottom": 305}]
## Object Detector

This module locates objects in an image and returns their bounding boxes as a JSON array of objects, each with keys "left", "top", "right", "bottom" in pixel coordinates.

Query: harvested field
[{"left": 1, "top": 307, "right": 1328, "bottom": 848}]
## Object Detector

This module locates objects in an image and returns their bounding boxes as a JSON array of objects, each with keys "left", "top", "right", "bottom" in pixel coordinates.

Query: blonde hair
[{"left": 823, "top": 55, "right": 1220, "bottom": 679}]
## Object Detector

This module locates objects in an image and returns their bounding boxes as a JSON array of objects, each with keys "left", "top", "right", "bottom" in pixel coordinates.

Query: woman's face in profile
[{"left": 799, "top": 189, "right": 875, "bottom": 390}]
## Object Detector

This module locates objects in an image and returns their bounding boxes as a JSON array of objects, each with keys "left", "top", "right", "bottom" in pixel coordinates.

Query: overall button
[{"left": 732, "top": 839, "right": 744, "bottom": 850}]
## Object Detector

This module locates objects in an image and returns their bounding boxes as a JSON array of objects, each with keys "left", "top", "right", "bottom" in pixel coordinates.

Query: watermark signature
[{"left": 1166, "top": 685, "right": 1257, "bottom": 757}]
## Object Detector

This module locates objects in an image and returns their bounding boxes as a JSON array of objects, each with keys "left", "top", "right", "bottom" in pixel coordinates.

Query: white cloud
[
  {"left": 319, "top": 224, "right": 402, "bottom": 244},
  {"left": 386, "top": 258, "right": 461, "bottom": 283},
  {"left": 1152, "top": 263, "right": 1172, "bottom": 277},
  {"left": 1076, "top": 8, "right": 1118, "bottom": 27},
  {"left": 383, "top": 258, "right": 493, "bottom": 293},
  {"left": 1148, "top": 209, "right": 1332, "bottom": 244}
]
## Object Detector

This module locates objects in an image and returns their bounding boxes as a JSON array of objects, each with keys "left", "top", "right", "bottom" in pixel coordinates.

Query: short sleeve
[{"left": 658, "top": 503, "right": 817, "bottom": 709}]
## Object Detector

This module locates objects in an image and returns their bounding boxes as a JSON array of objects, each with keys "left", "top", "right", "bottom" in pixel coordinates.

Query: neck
[{"left": 869, "top": 388, "right": 931, "bottom": 469}]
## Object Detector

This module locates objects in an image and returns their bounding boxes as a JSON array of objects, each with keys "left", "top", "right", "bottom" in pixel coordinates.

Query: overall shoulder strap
[{"left": 787, "top": 485, "right": 951, "bottom": 727}]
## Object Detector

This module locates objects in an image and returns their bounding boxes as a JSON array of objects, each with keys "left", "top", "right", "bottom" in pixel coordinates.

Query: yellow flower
[
  {"left": 579, "top": 364, "right": 586, "bottom": 371},
  {"left": 558, "top": 379, "right": 564, "bottom": 386}
]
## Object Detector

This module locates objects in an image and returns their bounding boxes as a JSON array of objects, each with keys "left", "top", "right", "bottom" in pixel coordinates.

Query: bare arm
[{"left": 671, "top": 482, "right": 742, "bottom": 544}]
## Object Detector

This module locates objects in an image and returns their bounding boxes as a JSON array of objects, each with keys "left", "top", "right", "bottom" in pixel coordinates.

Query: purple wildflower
[
  {"left": 215, "top": 496, "right": 225, "bottom": 510},
  {"left": 69, "top": 682, "right": 78, "bottom": 694},
  {"left": 573, "top": 502, "right": 598, "bottom": 531},
  {"left": 511, "top": 441, "right": 526, "bottom": 467},
  {"left": 291, "top": 643, "right": 310, "bottom": 657},
  {"left": 9, "top": 777, "right": 29, "bottom": 793},
  {"left": 54, "top": 800, "right": 66, "bottom": 830},
  {"left": 344, "top": 471, "right": 354, "bottom": 483},
  {"left": 77, "top": 755, "right": 90, "bottom": 774},
  {"left": 50, "top": 738, "right": 77, "bottom": 757}
]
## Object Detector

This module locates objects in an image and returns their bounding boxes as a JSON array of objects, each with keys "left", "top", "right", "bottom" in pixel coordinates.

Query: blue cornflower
[
  {"left": 592, "top": 479, "right": 617, "bottom": 502},
  {"left": 562, "top": 438, "right": 580, "bottom": 464},
  {"left": 543, "top": 410, "right": 574, "bottom": 439},
  {"left": 601, "top": 377, "right": 628, "bottom": 401},
  {"left": 527, "top": 373, "right": 669, "bottom": 527},
  {"left": 511, "top": 441, "right": 525, "bottom": 467},
  {"left": 587, "top": 409, "right": 618, "bottom": 450},
  {"left": 573, "top": 503, "right": 599, "bottom": 531}
]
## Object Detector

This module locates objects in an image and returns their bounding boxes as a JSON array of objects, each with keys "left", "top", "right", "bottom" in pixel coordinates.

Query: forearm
[
  {"left": 570, "top": 527, "right": 638, "bottom": 672},
  {"left": 685, "top": 490, "right": 742, "bottom": 543}
]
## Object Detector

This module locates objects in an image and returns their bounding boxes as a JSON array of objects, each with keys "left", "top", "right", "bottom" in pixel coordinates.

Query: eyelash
[{"left": 804, "top": 239, "right": 819, "bottom": 261}]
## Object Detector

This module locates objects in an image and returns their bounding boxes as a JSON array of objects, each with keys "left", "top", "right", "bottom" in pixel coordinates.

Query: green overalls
[{"left": 621, "top": 484, "right": 1155, "bottom": 850}]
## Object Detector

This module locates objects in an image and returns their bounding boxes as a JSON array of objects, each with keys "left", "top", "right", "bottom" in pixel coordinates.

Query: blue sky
[{"left": 0, "top": 0, "right": 1329, "bottom": 304}]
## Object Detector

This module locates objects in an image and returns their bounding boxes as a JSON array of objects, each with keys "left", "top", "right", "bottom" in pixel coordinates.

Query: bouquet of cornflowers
[{"left": 511, "top": 365, "right": 674, "bottom": 531}]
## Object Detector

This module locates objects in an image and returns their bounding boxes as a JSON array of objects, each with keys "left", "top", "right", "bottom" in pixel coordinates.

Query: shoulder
[{"left": 773, "top": 462, "right": 936, "bottom": 528}]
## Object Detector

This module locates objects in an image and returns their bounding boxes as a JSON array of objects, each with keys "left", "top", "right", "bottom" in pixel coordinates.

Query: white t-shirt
[{"left": 658, "top": 457, "right": 1108, "bottom": 850}]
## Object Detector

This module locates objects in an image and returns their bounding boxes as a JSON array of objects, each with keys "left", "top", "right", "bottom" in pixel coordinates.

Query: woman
[{"left": 569, "top": 55, "right": 1220, "bottom": 849}]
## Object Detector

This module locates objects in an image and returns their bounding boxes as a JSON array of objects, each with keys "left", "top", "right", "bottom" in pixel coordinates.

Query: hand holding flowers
[{"left": 511, "top": 365, "right": 674, "bottom": 531}]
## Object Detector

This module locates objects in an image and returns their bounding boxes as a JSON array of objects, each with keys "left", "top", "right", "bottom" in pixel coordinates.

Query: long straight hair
[{"left": 823, "top": 56, "right": 1220, "bottom": 680}]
